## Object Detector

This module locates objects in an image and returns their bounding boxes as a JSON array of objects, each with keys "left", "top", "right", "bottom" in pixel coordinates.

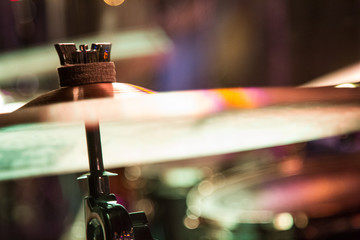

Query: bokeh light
[
  {"left": 104, "top": 0, "right": 125, "bottom": 6},
  {"left": 273, "top": 212, "right": 294, "bottom": 231},
  {"left": 183, "top": 216, "right": 200, "bottom": 230}
]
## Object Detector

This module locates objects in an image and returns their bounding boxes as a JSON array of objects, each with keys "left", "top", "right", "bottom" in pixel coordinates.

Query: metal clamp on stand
[
  {"left": 84, "top": 194, "right": 153, "bottom": 240},
  {"left": 54, "top": 43, "right": 154, "bottom": 240}
]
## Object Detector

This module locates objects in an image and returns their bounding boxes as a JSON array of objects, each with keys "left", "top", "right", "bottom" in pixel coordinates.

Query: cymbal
[
  {"left": 187, "top": 151, "right": 360, "bottom": 226},
  {"left": 301, "top": 61, "right": 360, "bottom": 87},
  {"left": 21, "top": 82, "right": 154, "bottom": 108},
  {"left": 1, "top": 86, "right": 360, "bottom": 180},
  {"left": 3, "top": 86, "right": 360, "bottom": 126}
]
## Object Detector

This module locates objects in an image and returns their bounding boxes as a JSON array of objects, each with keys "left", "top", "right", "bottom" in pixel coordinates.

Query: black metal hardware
[{"left": 54, "top": 43, "right": 154, "bottom": 240}]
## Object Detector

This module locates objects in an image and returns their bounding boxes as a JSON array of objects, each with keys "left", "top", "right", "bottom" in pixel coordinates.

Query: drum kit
[{"left": 1, "top": 42, "right": 360, "bottom": 239}]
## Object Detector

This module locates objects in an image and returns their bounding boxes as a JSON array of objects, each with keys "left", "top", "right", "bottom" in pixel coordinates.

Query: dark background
[{"left": 1, "top": 0, "right": 360, "bottom": 93}]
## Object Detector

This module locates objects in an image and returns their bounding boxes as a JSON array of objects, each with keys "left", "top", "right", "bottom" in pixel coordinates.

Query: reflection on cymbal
[
  {"left": 2, "top": 86, "right": 360, "bottom": 127},
  {"left": 1, "top": 87, "right": 360, "bottom": 180},
  {"left": 187, "top": 154, "right": 360, "bottom": 230},
  {"left": 187, "top": 152, "right": 360, "bottom": 227},
  {"left": 21, "top": 82, "right": 154, "bottom": 108},
  {"left": 301, "top": 61, "right": 360, "bottom": 87}
]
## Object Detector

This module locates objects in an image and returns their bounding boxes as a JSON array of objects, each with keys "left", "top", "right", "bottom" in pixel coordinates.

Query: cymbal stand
[
  {"left": 79, "top": 123, "right": 154, "bottom": 240},
  {"left": 54, "top": 43, "right": 154, "bottom": 240}
]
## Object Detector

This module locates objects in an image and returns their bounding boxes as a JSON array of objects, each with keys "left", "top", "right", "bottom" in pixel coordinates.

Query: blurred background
[
  {"left": 1, "top": 0, "right": 360, "bottom": 239},
  {"left": 1, "top": 0, "right": 360, "bottom": 95}
]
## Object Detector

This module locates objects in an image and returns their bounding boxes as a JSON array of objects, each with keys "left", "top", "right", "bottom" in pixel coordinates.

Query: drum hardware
[
  {"left": 22, "top": 43, "right": 154, "bottom": 240},
  {"left": 79, "top": 122, "right": 154, "bottom": 240}
]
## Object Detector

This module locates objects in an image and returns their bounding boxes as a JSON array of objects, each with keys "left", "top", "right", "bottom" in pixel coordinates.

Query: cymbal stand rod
[
  {"left": 53, "top": 43, "right": 154, "bottom": 239},
  {"left": 84, "top": 122, "right": 111, "bottom": 197}
]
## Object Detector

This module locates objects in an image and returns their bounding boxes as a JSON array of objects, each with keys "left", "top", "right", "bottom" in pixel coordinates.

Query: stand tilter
[{"left": 80, "top": 122, "right": 154, "bottom": 240}]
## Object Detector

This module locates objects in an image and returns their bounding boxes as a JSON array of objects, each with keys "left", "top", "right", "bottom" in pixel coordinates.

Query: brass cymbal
[
  {"left": 3, "top": 86, "right": 360, "bottom": 126},
  {"left": 301, "top": 61, "right": 360, "bottom": 87},
  {"left": 187, "top": 151, "right": 360, "bottom": 226},
  {"left": 21, "top": 82, "right": 154, "bottom": 108},
  {"left": 1, "top": 86, "right": 360, "bottom": 180}
]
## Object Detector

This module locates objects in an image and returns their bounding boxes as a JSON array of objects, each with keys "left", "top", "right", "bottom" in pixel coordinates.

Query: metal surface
[
  {"left": 84, "top": 194, "right": 153, "bottom": 240},
  {"left": 82, "top": 123, "right": 113, "bottom": 197},
  {"left": 187, "top": 151, "right": 360, "bottom": 226},
  {"left": 55, "top": 43, "right": 112, "bottom": 65},
  {"left": 301, "top": 61, "right": 360, "bottom": 87},
  {"left": 1, "top": 87, "right": 360, "bottom": 180},
  {"left": 3, "top": 86, "right": 360, "bottom": 127},
  {"left": 21, "top": 82, "right": 153, "bottom": 108}
]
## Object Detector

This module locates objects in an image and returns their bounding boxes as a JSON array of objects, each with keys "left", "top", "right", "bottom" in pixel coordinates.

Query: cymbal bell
[
  {"left": 1, "top": 86, "right": 360, "bottom": 180},
  {"left": 21, "top": 82, "right": 154, "bottom": 108}
]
